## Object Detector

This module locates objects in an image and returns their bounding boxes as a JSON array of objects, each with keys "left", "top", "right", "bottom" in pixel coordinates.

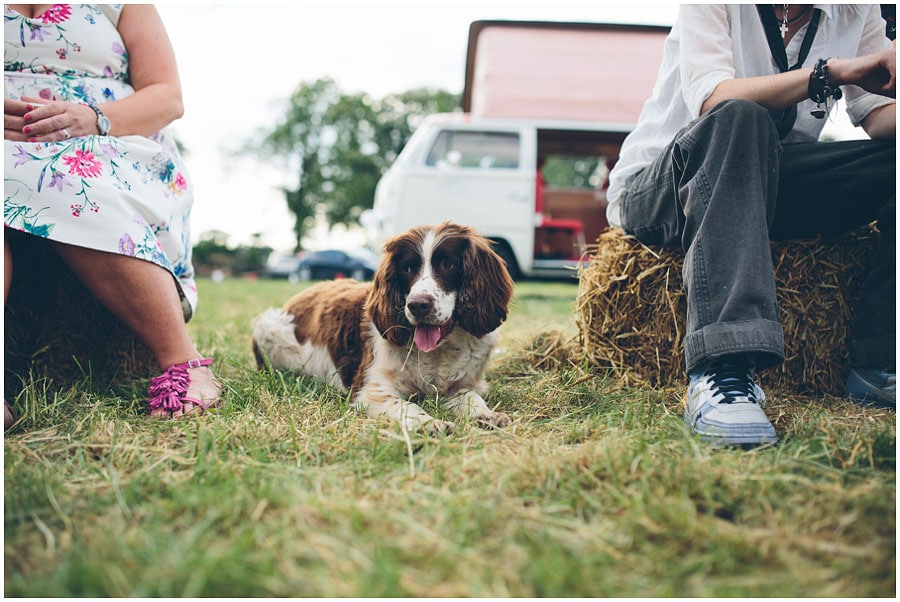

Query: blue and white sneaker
[
  {"left": 845, "top": 367, "right": 896, "bottom": 408},
  {"left": 684, "top": 357, "right": 777, "bottom": 447}
]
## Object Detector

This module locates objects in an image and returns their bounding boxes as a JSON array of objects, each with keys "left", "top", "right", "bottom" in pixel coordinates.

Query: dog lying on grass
[{"left": 252, "top": 222, "right": 514, "bottom": 433}]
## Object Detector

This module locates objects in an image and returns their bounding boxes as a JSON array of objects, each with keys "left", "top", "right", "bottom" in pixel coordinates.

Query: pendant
[{"left": 780, "top": 4, "right": 789, "bottom": 38}]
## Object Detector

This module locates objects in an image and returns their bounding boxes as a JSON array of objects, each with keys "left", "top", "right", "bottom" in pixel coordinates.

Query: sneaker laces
[{"left": 705, "top": 361, "right": 758, "bottom": 405}]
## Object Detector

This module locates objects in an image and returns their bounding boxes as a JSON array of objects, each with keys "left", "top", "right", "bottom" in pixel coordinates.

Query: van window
[{"left": 425, "top": 130, "right": 520, "bottom": 169}]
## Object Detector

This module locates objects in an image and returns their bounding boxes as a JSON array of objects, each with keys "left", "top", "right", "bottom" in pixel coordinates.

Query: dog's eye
[{"left": 439, "top": 259, "right": 455, "bottom": 272}]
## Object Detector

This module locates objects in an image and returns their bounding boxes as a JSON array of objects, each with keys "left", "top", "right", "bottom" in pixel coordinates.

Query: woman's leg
[{"left": 50, "top": 241, "right": 220, "bottom": 418}]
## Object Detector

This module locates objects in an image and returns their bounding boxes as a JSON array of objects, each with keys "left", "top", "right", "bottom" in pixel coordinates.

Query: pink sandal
[{"left": 147, "top": 358, "right": 220, "bottom": 417}]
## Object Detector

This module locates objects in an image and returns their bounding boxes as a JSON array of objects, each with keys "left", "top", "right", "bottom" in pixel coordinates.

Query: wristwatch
[{"left": 87, "top": 104, "right": 111, "bottom": 135}]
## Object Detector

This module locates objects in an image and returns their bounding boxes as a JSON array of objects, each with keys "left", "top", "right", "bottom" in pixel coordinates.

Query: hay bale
[
  {"left": 576, "top": 227, "right": 879, "bottom": 396},
  {"left": 497, "top": 330, "right": 583, "bottom": 374},
  {"left": 4, "top": 231, "right": 156, "bottom": 397}
]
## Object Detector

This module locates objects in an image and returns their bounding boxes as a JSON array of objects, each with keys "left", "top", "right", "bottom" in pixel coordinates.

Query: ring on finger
[{"left": 61, "top": 128, "right": 71, "bottom": 140}]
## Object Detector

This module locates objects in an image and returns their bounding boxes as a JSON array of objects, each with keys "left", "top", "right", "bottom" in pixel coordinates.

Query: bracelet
[{"left": 808, "top": 57, "right": 842, "bottom": 119}]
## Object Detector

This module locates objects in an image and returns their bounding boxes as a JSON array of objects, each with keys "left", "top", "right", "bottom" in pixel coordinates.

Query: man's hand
[{"left": 831, "top": 49, "right": 896, "bottom": 98}]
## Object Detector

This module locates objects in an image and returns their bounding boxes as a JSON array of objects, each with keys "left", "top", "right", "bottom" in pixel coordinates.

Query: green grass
[{"left": 4, "top": 277, "right": 895, "bottom": 597}]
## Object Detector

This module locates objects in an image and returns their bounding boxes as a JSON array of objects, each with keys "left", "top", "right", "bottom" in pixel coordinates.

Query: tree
[
  {"left": 191, "top": 229, "right": 272, "bottom": 275},
  {"left": 246, "top": 78, "right": 338, "bottom": 251},
  {"left": 246, "top": 78, "right": 460, "bottom": 251},
  {"left": 191, "top": 229, "right": 232, "bottom": 270},
  {"left": 375, "top": 88, "right": 460, "bottom": 164}
]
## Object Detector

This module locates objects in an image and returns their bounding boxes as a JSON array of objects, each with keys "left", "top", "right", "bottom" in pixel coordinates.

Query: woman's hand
[
  {"left": 3, "top": 96, "right": 98, "bottom": 143},
  {"left": 4, "top": 97, "right": 30, "bottom": 141},
  {"left": 5, "top": 6, "right": 184, "bottom": 142}
]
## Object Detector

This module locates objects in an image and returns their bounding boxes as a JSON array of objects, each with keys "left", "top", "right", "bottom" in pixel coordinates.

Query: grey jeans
[{"left": 620, "top": 99, "right": 895, "bottom": 374}]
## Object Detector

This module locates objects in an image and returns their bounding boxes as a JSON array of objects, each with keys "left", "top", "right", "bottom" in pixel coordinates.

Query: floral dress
[{"left": 4, "top": 4, "right": 197, "bottom": 319}]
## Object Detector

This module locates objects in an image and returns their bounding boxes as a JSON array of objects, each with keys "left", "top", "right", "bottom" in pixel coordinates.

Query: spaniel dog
[{"left": 251, "top": 222, "right": 514, "bottom": 433}]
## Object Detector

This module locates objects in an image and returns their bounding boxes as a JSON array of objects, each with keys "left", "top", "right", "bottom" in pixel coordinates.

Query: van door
[{"left": 398, "top": 125, "right": 535, "bottom": 274}]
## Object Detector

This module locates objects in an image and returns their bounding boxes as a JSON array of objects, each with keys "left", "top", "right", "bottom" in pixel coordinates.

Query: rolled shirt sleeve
[
  {"left": 843, "top": 4, "right": 895, "bottom": 127},
  {"left": 679, "top": 5, "right": 735, "bottom": 119}
]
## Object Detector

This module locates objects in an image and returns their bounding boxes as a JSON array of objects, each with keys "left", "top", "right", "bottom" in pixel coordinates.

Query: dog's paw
[
  {"left": 478, "top": 411, "right": 510, "bottom": 429},
  {"left": 423, "top": 418, "right": 455, "bottom": 435},
  {"left": 400, "top": 415, "right": 454, "bottom": 436}
]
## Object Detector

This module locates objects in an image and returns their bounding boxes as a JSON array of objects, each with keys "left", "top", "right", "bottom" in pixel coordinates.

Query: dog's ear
[
  {"left": 366, "top": 239, "right": 413, "bottom": 348},
  {"left": 456, "top": 234, "right": 514, "bottom": 337}
]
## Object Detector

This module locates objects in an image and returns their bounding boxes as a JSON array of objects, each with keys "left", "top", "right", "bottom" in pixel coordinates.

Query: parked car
[
  {"left": 264, "top": 254, "right": 303, "bottom": 279},
  {"left": 295, "top": 249, "right": 379, "bottom": 281}
]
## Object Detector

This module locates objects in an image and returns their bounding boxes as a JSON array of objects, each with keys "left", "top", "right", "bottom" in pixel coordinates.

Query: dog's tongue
[{"left": 414, "top": 325, "right": 442, "bottom": 352}]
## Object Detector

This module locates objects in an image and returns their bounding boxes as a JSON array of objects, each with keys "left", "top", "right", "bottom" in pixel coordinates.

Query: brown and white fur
[{"left": 251, "top": 222, "right": 515, "bottom": 433}]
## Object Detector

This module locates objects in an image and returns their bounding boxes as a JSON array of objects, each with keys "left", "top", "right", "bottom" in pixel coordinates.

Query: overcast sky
[{"left": 155, "top": 2, "right": 860, "bottom": 252}]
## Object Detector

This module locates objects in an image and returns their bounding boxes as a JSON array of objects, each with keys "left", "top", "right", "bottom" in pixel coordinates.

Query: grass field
[{"left": 4, "top": 277, "right": 896, "bottom": 597}]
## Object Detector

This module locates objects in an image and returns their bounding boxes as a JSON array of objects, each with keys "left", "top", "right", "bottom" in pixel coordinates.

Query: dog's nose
[{"left": 406, "top": 294, "right": 434, "bottom": 319}]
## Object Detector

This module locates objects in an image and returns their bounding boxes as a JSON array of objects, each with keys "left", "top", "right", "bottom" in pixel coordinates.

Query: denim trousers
[{"left": 620, "top": 99, "right": 896, "bottom": 375}]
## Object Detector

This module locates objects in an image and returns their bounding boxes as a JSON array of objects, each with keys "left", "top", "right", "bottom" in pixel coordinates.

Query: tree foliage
[
  {"left": 192, "top": 229, "right": 273, "bottom": 275},
  {"left": 542, "top": 156, "right": 606, "bottom": 189},
  {"left": 246, "top": 77, "right": 459, "bottom": 251}
]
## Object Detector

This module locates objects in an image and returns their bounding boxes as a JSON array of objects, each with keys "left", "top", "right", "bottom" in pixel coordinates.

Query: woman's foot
[
  {"left": 148, "top": 359, "right": 223, "bottom": 419},
  {"left": 178, "top": 364, "right": 223, "bottom": 417}
]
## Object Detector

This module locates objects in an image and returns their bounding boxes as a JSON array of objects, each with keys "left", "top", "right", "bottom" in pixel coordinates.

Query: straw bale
[
  {"left": 504, "top": 330, "right": 583, "bottom": 373},
  {"left": 4, "top": 232, "right": 156, "bottom": 397},
  {"left": 576, "top": 226, "right": 879, "bottom": 396}
]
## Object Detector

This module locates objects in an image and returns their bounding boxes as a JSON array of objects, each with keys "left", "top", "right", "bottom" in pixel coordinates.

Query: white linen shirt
[{"left": 606, "top": 4, "right": 895, "bottom": 228}]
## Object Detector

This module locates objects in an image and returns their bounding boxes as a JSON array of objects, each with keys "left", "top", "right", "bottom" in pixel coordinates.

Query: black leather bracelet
[{"left": 808, "top": 57, "right": 843, "bottom": 119}]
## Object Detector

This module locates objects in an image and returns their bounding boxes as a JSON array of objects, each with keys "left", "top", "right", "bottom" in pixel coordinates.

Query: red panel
[{"left": 467, "top": 23, "right": 669, "bottom": 124}]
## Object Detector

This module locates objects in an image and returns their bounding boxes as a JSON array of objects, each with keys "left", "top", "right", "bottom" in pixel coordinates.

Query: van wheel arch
[{"left": 488, "top": 239, "right": 521, "bottom": 281}]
